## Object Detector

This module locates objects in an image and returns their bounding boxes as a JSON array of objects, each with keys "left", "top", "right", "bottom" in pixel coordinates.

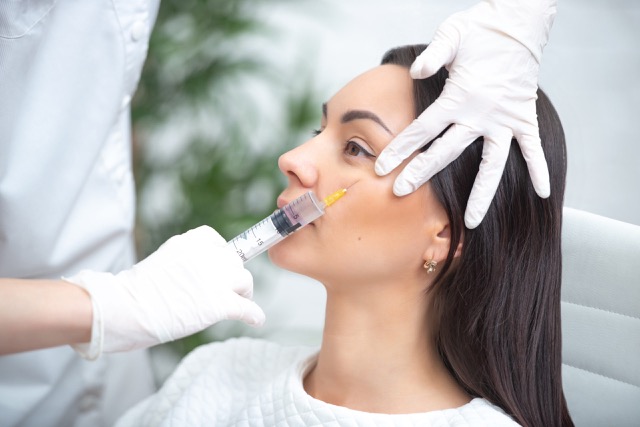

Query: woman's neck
[{"left": 304, "top": 280, "right": 470, "bottom": 414}]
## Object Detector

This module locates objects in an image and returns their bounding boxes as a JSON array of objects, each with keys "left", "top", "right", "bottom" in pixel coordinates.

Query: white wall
[{"left": 541, "top": 0, "right": 640, "bottom": 226}]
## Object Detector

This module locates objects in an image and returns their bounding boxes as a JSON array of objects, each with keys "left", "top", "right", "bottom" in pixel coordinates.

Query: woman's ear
[
  {"left": 419, "top": 184, "right": 463, "bottom": 266},
  {"left": 436, "top": 224, "right": 463, "bottom": 258},
  {"left": 423, "top": 223, "right": 463, "bottom": 266}
]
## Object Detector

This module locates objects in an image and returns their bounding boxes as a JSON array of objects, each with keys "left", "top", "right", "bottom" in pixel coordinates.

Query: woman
[{"left": 116, "top": 45, "right": 573, "bottom": 426}]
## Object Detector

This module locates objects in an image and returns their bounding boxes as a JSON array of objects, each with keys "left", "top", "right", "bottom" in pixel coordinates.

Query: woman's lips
[
  {"left": 276, "top": 197, "right": 289, "bottom": 209},
  {"left": 276, "top": 192, "right": 311, "bottom": 209}
]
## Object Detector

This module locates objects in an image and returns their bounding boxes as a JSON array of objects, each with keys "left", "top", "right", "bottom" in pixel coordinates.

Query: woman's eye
[
  {"left": 312, "top": 128, "right": 322, "bottom": 136},
  {"left": 344, "top": 140, "right": 375, "bottom": 158}
]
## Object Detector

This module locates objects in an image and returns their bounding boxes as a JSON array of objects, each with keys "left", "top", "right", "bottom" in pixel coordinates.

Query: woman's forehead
[{"left": 325, "top": 64, "right": 414, "bottom": 131}]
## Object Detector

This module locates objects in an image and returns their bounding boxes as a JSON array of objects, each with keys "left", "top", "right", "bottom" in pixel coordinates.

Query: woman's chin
[
  {"left": 268, "top": 245, "right": 299, "bottom": 270},
  {"left": 268, "top": 246, "right": 314, "bottom": 276}
]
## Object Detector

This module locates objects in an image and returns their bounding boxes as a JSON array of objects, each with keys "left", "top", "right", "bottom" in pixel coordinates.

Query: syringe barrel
[
  {"left": 226, "top": 191, "right": 325, "bottom": 263},
  {"left": 280, "top": 191, "right": 324, "bottom": 231}
]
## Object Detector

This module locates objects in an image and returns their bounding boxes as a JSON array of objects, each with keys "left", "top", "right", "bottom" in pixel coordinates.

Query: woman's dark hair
[{"left": 381, "top": 45, "right": 573, "bottom": 427}]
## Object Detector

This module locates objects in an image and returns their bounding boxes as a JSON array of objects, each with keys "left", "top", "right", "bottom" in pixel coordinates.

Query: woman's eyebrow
[{"left": 322, "top": 102, "right": 393, "bottom": 136}]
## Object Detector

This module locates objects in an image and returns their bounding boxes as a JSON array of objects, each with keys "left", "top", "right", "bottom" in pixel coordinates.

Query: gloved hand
[
  {"left": 65, "top": 226, "right": 265, "bottom": 360},
  {"left": 375, "top": 0, "right": 557, "bottom": 228}
]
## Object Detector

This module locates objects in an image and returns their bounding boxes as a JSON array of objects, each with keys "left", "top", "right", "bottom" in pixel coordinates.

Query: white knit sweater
[{"left": 116, "top": 338, "right": 520, "bottom": 426}]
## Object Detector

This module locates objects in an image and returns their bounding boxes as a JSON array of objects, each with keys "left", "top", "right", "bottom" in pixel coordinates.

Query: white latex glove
[
  {"left": 375, "top": 0, "right": 557, "bottom": 228},
  {"left": 65, "top": 226, "right": 265, "bottom": 360}
]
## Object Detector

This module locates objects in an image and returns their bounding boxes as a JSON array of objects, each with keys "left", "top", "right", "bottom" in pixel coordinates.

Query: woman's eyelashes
[
  {"left": 311, "top": 129, "right": 375, "bottom": 159},
  {"left": 344, "top": 140, "right": 375, "bottom": 158}
]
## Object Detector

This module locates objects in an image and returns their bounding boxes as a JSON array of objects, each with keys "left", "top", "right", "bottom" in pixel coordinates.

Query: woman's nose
[{"left": 278, "top": 140, "right": 319, "bottom": 189}]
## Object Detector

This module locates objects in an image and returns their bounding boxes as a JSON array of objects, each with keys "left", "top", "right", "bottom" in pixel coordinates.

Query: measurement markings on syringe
[{"left": 226, "top": 189, "right": 345, "bottom": 263}]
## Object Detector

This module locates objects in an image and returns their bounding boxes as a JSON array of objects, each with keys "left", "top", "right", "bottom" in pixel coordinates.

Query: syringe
[{"left": 227, "top": 188, "right": 347, "bottom": 263}]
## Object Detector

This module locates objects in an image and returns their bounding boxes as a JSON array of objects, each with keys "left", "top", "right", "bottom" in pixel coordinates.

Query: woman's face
[{"left": 269, "top": 64, "right": 447, "bottom": 287}]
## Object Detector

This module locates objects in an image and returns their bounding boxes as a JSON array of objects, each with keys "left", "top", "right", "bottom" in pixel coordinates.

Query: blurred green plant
[{"left": 131, "top": 0, "right": 321, "bottom": 357}]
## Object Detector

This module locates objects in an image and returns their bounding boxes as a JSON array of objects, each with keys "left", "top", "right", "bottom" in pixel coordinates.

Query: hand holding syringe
[{"left": 227, "top": 189, "right": 347, "bottom": 263}]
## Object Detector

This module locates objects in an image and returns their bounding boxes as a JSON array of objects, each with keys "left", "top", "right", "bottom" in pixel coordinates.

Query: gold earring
[{"left": 424, "top": 259, "right": 437, "bottom": 274}]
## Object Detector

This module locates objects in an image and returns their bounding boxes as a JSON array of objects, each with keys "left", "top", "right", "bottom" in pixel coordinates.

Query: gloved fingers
[
  {"left": 144, "top": 225, "right": 227, "bottom": 270},
  {"left": 464, "top": 134, "right": 512, "bottom": 229},
  {"left": 223, "top": 295, "right": 266, "bottom": 327},
  {"left": 392, "top": 124, "right": 478, "bottom": 196},
  {"left": 229, "top": 268, "right": 254, "bottom": 299},
  {"left": 410, "top": 31, "right": 458, "bottom": 79},
  {"left": 515, "top": 132, "right": 550, "bottom": 198},
  {"left": 188, "top": 225, "right": 255, "bottom": 298},
  {"left": 375, "top": 103, "right": 451, "bottom": 176},
  {"left": 189, "top": 225, "right": 227, "bottom": 247}
]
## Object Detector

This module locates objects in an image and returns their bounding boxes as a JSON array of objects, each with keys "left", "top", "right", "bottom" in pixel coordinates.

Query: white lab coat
[{"left": 0, "top": 1, "right": 160, "bottom": 426}]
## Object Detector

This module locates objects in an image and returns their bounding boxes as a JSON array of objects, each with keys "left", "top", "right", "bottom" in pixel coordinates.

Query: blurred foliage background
[{"left": 131, "top": 0, "right": 321, "bottom": 363}]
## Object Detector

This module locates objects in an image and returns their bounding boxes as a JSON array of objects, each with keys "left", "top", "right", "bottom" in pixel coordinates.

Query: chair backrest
[{"left": 561, "top": 207, "right": 640, "bottom": 426}]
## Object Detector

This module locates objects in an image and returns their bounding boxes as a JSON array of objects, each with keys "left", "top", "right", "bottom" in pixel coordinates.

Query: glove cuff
[
  {"left": 63, "top": 273, "right": 105, "bottom": 360},
  {"left": 64, "top": 270, "right": 157, "bottom": 356}
]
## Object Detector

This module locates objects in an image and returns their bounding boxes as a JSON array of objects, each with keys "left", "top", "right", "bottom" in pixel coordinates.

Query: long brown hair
[{"left": 381, "top": 45, "right": 573, "bottom": 426}]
